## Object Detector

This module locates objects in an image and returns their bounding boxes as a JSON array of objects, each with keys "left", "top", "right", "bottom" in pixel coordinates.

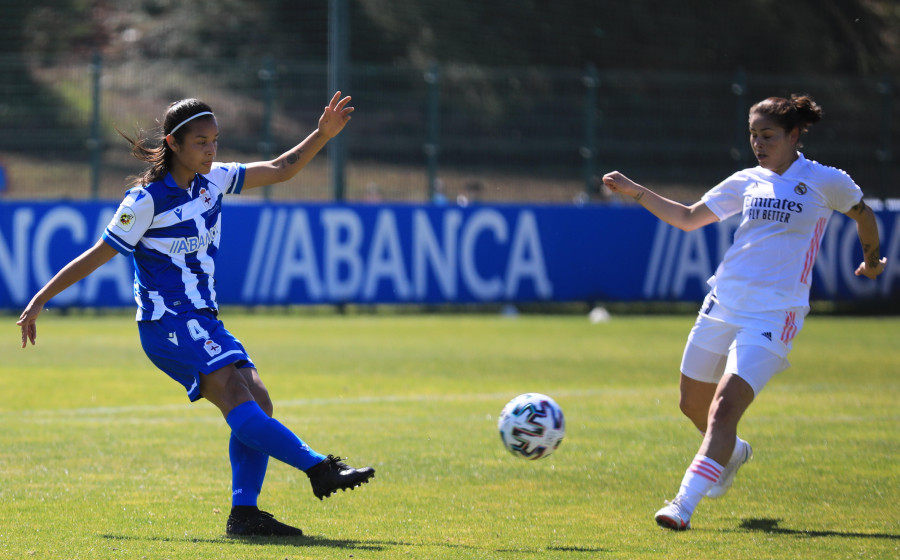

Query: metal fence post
[
  {"left": 581, "top": 63, "right": 598, "bottom": 198},
  {"left": 424, "top": 62, "right": 440, "bottom": 201},
  {"left": 328, "top": 0, "right": 349, "bottom": 201},
  {"left": 259, "top": 55, "right": 276, "bottom": 200},
  {"left": 89, "top": 51, "right": 102, "bottom": 199}
]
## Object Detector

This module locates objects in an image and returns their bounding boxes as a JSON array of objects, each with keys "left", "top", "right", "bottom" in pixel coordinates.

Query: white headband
[{"left": 169, "top": 111, "right": 214, "bottom": 135}]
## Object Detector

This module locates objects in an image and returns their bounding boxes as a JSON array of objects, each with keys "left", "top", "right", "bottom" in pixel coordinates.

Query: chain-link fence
[{"left": 0, "top": 54, "right": 896, "bottom": 203}]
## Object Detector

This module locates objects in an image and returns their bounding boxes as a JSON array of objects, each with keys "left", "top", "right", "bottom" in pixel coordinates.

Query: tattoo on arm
[
  {"left": 279, "top": 151, "right": 302, "bottom": 168},
  {"left": 852, "top": 200, "right": 881, "bottom": 268},
  {"left": 862, "top": 243, "right": 881, "bottom": 267},
  {"left": 633, "top": 191, "right": 644, "bottom": 202}
]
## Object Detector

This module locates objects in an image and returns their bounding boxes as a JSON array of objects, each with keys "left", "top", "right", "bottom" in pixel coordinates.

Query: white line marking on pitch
[{"left": 5, "top": 387, "right": 652, "bottom": 419}]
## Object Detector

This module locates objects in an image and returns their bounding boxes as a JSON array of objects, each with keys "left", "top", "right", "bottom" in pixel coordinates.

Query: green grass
[{"left": 2, "top": 313, "right": 899, "bottom": 559}]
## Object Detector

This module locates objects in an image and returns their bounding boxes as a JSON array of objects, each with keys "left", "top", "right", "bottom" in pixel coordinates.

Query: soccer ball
[{"left": 498, "top": 393, "right": 565, "bottom": 460}]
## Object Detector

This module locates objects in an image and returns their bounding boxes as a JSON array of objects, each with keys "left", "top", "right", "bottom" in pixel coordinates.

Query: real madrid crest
[{"left": 794, "top": 182, "right": 808, "bottom": 195}]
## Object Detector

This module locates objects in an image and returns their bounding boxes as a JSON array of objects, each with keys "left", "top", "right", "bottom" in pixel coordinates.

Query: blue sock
[
  {"left": 229, "top": 433, "right": 268, "bottom": 507},
  {"left": 226, "top": 401, "right": 326, "bottom": 472}
]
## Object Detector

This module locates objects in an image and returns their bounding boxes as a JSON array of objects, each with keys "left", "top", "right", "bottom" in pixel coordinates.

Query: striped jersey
[
  {"left": 103, "top": 163, "right": 246, "bottom": 320},
  {"left": 701, "top": 152, "right": 862, "bottom": 312}
]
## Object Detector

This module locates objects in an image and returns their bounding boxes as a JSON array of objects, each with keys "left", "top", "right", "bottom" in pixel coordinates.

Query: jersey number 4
[{"left": 187, "top": 319, "right": 210, "bottom": 341}]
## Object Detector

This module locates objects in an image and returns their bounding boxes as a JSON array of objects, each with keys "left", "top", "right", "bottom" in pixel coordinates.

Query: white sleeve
[
  {"left": 823, "top": 167, "right": 864, "bottom": 213},
  {"left": 102, "top": 188, "right": 154, "bottom": 255},
  {"left": 701, "top": 171, "right": 747, "bottom": 220}
]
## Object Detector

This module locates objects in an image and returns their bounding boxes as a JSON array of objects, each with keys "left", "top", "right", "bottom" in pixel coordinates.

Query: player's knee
[
  {"left": 679, "top": 393, "right": 709, "bottom": 426},
  {"left": 679, "top": 395, "right": 696, "bottom": 417},
  {"left": 706, "top": 396, "right": 742, "bottom": 434},
  {"left": 202, "top": 365, "right": 255, "bottom": 413},
  {"left": 244, "top": 370, "right": 273, "bottom": 416},
  {"left": 256, "top": 391, "right": 274, "bottom": 417}
]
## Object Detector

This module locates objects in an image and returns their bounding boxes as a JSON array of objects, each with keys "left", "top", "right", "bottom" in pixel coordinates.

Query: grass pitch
[{"left": 2, "top": 312, "right": 899, "bottom": 559}]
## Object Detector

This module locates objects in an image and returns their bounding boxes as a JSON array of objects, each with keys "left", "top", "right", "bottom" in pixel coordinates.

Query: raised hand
[{"left": 318, "top": 91, "right": 354, "bottom": 139}]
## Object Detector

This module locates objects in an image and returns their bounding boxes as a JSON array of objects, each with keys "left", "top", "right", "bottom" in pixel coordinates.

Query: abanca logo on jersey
[{"left": 168, "top": 225, "right": 219, "bottom": 254}]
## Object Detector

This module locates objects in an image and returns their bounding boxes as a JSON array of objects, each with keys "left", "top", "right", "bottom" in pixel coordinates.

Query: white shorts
[{"left": 679, "top": 292, "right": 807, "bottom": 396}]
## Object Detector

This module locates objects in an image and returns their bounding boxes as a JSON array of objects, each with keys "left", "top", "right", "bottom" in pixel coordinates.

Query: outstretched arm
[
  {"left": 602, "top": 171, "right": 718, "bottom": 232},
  {"left": 17, "top": 239, "right": 118, "bottom": 348},
  {"left": 242, "top": 91, "right": 354, "bottom": 190},
  {"left": 844, "top": 199, "right": 886, "bottom": 279}
]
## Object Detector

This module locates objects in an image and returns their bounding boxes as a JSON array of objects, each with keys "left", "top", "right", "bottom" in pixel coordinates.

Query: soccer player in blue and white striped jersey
[{"left": 19, "top": 92, "right": 374, "bottom": 537}]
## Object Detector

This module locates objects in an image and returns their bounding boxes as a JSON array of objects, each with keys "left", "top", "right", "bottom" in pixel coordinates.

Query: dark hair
[
  {"left": 118, "top": 99, "right": 215, "bottom": 187},
  {"left": 750, "top": 94, "right": 823, "bottom": 146}
]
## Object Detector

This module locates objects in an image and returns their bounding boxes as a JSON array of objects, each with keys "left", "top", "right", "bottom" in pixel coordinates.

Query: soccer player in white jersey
[
  {"left": 602, "top": 94, "right": 886, "bottom": 531},
  {"left": 18, "top": 92, "right": 375, "bottom": 537}
]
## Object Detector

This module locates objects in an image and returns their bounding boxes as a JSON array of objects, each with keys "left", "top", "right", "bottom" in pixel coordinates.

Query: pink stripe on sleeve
[{"left": 800, "top": 218, "right": 828, "bottom": 285}]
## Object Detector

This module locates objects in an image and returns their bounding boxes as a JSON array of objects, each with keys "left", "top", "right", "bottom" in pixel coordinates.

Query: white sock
[
  {"left": 729, "top": 436, "right": 747, "bottom": 464},
  {"left": 700, "top": 432, "right": 745, "bottom": 464},
  {"left": 674, "top": 455, "right": 724, "bottom": 515}
]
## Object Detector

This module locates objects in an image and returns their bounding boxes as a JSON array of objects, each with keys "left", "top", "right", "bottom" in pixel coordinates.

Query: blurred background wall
[{"left": 1, "top": 0, "right": 898, "bottom": 203}]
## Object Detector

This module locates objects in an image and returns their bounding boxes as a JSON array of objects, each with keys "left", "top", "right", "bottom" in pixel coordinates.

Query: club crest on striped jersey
[{"left": 199, "top": 187, "right": 214, "bottom": 210}]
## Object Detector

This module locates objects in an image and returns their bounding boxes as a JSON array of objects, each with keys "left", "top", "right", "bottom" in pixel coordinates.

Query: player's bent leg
[
  {"left": 698, "top": 373, "right": 755, "bottom": 498},
  {"left": 679, "top": 374, "right": 718, "bottom": 433},
  {"left": 237, "top": 366, "right": 273, "bottom": 416},
  {"left": 201, "top": 363, "right": 258, "bottom": 416},
  {"left": 201, "top": 363, "right": 374, "bottom": 500},
  {"left": 202, "top": 364, "right": 324, "bottom": 468},
  {"left": 699, "top": 373, "right": 754, "bottom": 464},
  {"left": 703, "top": 345, "right": 786, "bottom": 499},
  {"left": 680, "top": 343, "right": 728, "bottom": 432},
  {"left": 655, "top": 340, "right": 730, "bottom": 529}
]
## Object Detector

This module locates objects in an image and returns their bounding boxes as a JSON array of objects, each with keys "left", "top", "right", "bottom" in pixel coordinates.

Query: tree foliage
[{"left": 8, "top": 0, "right": 899, "bottom": 75}]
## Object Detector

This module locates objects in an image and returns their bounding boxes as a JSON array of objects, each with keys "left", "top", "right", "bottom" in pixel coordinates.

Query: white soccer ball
[{"left": 498, "top": 393, "right": 565, "bottom": 460}]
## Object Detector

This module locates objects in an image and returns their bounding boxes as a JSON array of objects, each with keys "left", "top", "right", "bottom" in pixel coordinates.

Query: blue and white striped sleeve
[
  {"left": 102, "top": 188, "right": 154, "bottom": 255},
  {"left": 209, "top": 162, "right": 246, "bottom": 195}
]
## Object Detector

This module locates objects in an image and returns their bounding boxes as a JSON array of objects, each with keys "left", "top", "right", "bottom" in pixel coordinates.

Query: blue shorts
[{"left": 137, "top": 309, "right": 255, "bottom": 402}]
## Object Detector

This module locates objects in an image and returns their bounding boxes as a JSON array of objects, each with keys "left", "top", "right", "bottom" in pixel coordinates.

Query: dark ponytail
[{"left": 118, "top": 99, "right": 215, "bottom": 187}]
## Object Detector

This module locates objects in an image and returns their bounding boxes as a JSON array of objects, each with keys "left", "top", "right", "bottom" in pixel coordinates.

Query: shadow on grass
[
  {"left": 101, "top": 533, "right": 608, "bottom": 554},
  {"left": 738, "top": 518, "right": 900, "bottom": 541},
  {"left": 546, "top": 545, "right": 609, "bottom": 553},
  {"left": 101, "top": 533, "right": 403, "bottom": 550}
]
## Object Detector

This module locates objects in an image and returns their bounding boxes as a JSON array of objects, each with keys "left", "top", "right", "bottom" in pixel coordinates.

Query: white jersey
[
  {"left": 103, "top": 163, "right": 246, "bottom": 320},
  {"left": 701, "top": 152, "right": 862, "bottom": 312}
]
